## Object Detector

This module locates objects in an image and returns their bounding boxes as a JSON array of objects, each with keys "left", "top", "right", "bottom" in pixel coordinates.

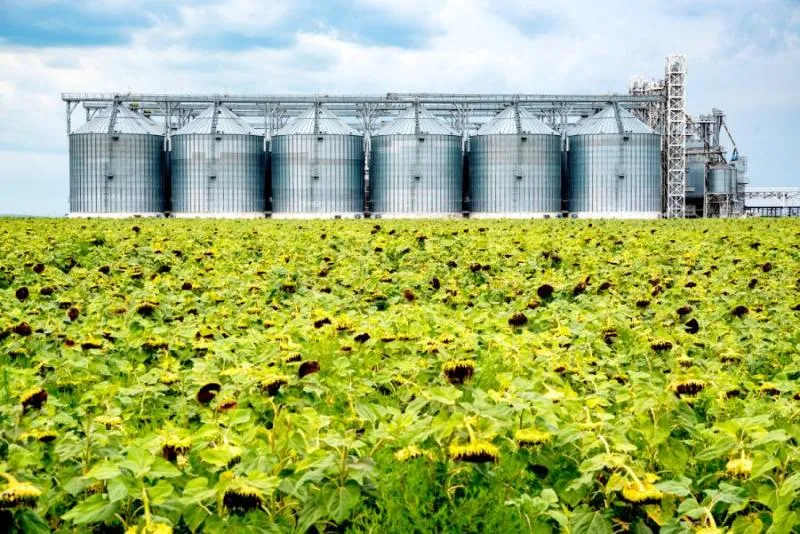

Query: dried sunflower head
[
  {"left": 22, "top": 429, "right": 57, "bottom": 443},
  {"left": 260, "top": 374, "right": 289, "bottom": 396},
  {"left": 621, "top": 480, "right": 663, "bottom": 505},
  {"left": 20, "top": 387, "right": 47, "bottom": 412},
  {"left": 514, "top": 429, "right": 552, "bottom": 448},
  {"left": 448, "top": 441, "right": 500, "bottom": 463},
  {"left": 0, "top": 480, "right": 41, "bottom": 509},
  {"left": 223, "top": 484, "right": 264, "bottom": 514},
  {"left": 442, "top": 360, "right": 476, "bottom": 385},
  {"left": 726, "top": 456, "right": 752, "bottom": 479},
  {"left": 670, "top": 379, "right": 705, "bottom": 397},
  {"left": 162, "top": 436, "right": 192, "bottom": 461}
]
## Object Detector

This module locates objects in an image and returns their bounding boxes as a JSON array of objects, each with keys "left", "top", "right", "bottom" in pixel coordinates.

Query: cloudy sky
[{"left": 0, "top": 0, "right": 798, "bottom": 215}]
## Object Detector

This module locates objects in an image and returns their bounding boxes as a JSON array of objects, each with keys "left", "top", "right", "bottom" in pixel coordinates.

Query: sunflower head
[
  {"left": 448, "top": 441, "right": 500, "bottom": 463},
  {"left": 196, "top": 382, "right": 221, "bottom": 404},
  {"left": 442, "top": 360, "right": 476, "bottom": 385},
  {"left": 759, "top": 382, "right": 780, "bottom": 396},
  {"left": 95, "top": 415, "right": 123, "bottom": 429},
  {"left": 159, "top": 372, "right": 180, "bottom": 386},
  {"left": 260, "top": 375, "right": 289, "bottom": 396},
  {"left": 621, "top": 480, "right": 663, "bottom": 505},
  {"left": 514, "top": 429, "right": 552, "bottom": 448},
  {"left": 162, "top": 436, "right": 192, "bottom": 461},
  {"left": 20, "top": 387, "right": 47, "bottom": 411},
  {"left": 0, "top": 482, "right": 41, "bottom": 509},
  {"left": 726, "top": 456, "right": 752, "bottom": 479},
  {"left": 394, "top": 445, "right": 425, "bottom": 462},
  {"left": 671, "top": 379, "right": 705, "bottom": 397},
  {"left": 23, "top": 429, "right": 57, "bottom": 443},
  {"left": 223, "top": 484, "right": 264, "bottom": 514},
  {"left": 126, "top": 523, "right": 173, "bottom": 534}
]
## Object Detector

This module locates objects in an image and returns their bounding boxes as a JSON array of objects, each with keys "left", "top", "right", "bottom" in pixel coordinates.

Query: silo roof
[
  {"left": 375, "top": 105, "right": 458, "bottom": 136},
  {"left": 275, "top": 107, "right": 359, "bottom": 136},
  {"left": 73, "top": 105, "right": 163, "bottom": 135},
  {"left": 568, "top": 105, "right": 655, "bottom": 136},
  {"left": 174, "top": 104, "right": 257, "bottom": 136},
  {"left": 476, "top": 106, "right": 556, "bottom": 135}
]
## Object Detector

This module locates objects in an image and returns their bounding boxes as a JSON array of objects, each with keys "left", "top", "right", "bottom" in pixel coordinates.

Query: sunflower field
[{"left": 1, "top": 218, "right": 799, "bottom": 533}]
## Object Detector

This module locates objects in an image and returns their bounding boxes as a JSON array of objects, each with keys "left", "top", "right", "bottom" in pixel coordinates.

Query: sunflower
[
  {"left": 442, "top": 360, "right": 476, "bottom": 385},
  {"left": 125, "top": 523, "right": 173, "bottom": 534},
  {"left": 620, "top": 480, "right": 663, "bottom": 505},
  {"left": 196, "top": 383, "right": 221, "bottom": 404},
  {"left": 20, "top": 387, "right": 47, "bottom": 412},
  {"left": 394, "top": 445, "right": 424, "bottom": 462},
  {"left": 22, "top": 429, "right": 57, "bottom": 443},
  {"left": 670, "top": 379, "right": 705, "bottom": 397},
  {"left": 0, "top": 477, "right": 41, "bottom": 509},
  {"left": 514, "top": 429, "right": 552, "bottom": 448},
  {"left": 159, "top": 372, "right": 180, "bottom": 386},
  {"left": 449, "top": 441, "right": 500, "bottom": 463},
  {"left": 162, "top": 436, "right": 192, "bottom": 461},
  {"left": 260, "top": 375, "right": 289, "bottom": 396},
  {"left": 759, "top": 382, "right": 780, "bottom": 396},
  {"left": 726, "top": 456, "right": 752, "bottom": 478},
  {"left": 223, "top": 484, "right": 264, "bottom": 514},
  {"left": 95, "top": 415, "right": 123, "bottom": 429}
]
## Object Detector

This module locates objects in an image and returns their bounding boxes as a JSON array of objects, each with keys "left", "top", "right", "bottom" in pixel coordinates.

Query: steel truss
[{"left": 665, "top": 55, "right": 687, "bottom": 219}]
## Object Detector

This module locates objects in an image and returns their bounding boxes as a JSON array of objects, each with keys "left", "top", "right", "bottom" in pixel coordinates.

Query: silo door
[{"left": 311, "top": 175, "right": 321, "bottom": 213}]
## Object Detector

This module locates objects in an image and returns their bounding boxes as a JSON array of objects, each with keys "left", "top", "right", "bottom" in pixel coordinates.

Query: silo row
[{"left": 69, "top": 103, "right": 663, "bottom": 218}]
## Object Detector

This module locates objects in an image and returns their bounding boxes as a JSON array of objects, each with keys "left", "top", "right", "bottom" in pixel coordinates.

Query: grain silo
[
  {"left": 686, "top": 144, "right": 706, "bottom": 202},
  {"left": 69, "top": 104, "right": 165, "bottom": 217},
  {"left": 707, "top": 164, "right": 737, "bottom": 194},
  {"left": 469, "top": 105, "right": 561, "bottom": 217},
  {"left": 568, "top": 104, "right": 662, "bottom": 218},
  {"left": 170, "top": 104, "right": 265, "bottom": 218},
  {"left": 370, "top": 103, "right": 463, "bottom": 217},
  {"left": 271, "top": 106, "right": 364, "bottom": 218}
]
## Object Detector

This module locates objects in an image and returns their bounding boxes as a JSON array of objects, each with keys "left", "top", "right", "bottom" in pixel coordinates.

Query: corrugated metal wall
[
  {"left": 469, "top": 134, "right": 561, "bottom": 213},
  {"left": 708, "top": 166, "right": 737, "bottom": 194},
  {"left": 170, "top": 134, "right": 265, "bottom": 214},
  {"left": 568, "top": 133, "right": 662, "bottom": 214},
  {"left": 686, "top": 156, "right": 706, "bottom": 200},
  {"left": 370, "top": 134, "right": 463, "bottom": 214},
  {"left": 271, "top": 134, "right": 364, "bottom": 214},
  {"left": 69, "top": 133, "right": 165, "bottom": 214}
]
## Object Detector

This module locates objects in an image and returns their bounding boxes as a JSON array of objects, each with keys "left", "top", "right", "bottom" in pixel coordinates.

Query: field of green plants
[{"left": 1, "top": 218, "right": 799, "bottom": 533}]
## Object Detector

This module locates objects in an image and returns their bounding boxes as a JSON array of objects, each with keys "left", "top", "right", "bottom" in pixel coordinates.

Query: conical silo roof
[
  {"left": 375, "top": 105, "right": 458, "bottom": 136},
  {"left": 174, "top": 104, "right": 257, "bottom": 136},
  {"left": 568, "top": 105, "right": 655, "bottom": 136},
  {"left": 73, "top": 104, "right": 163, "bottom": 135},
  {"left": 476, "top": 106, "right": 556, "bottom": 135},
  {"left": 275, "top": 107, "right": 359, "bottom": 136}
]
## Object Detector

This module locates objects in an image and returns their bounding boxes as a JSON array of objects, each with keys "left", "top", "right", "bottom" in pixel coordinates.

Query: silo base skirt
[
  {"left": 271, "top": 212, "right": 364, "bottom": 220},
  {"left": 68, "top": 212, "right": 166, "bottom": 219},
  {"left": 370, "top": 212, "right": 465, "bottom": 220},
  {"left": 170, "top": 212, "right": 266, "bottom": 219},
  {"left": 569, "top": 211, "right": 662, "bottom": 220},
  {"left": 469, "top": 212, "right": 561, "bottom": 219}
]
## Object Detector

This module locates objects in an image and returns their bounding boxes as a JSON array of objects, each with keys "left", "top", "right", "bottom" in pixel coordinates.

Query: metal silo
[
  {"left": 171, "top": 104, "right": 265, "bottom": 218},
  {"left": 686, "top": 142, "right": 706, "bottom": 201},
  {"left": 708, "top": 164, "right": 737, "bottom": 194},
  {"left": 370, "top": 103, "right": 463, "bottom": 218},
  {"left": 69, "top": 104, "right": 165, "bottom": 217},
  {"left": 271, "top": 106, "right": 364, "bottom": 218},
  {"left": 469, "top": 105, "right": 561, "bottom": 217},
  {"left": 568, "top": 104, "right": 662, "bottom": 218}
]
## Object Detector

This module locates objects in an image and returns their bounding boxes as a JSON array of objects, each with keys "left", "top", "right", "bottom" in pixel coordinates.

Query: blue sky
[{"left": 0, "top": 0, "right": 798, "bottom": 215}]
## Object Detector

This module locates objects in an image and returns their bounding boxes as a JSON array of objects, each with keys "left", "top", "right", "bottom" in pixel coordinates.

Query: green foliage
[{"left": 0, "top": 218, "right": 799, "bottom": 533}]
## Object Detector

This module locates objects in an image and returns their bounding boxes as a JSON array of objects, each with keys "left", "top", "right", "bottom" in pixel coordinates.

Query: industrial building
[{"left": 61, "top": 55, "right": 796, "bottom": 219}]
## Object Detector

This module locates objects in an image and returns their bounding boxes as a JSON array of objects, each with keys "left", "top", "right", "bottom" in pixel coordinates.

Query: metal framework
[{"left": 664, "top": 55, "right": 687, "bottom": 218}]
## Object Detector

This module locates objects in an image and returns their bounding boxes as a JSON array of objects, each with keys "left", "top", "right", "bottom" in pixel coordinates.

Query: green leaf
[
  {"left": 15, "top": 510, "right": 51, "bottom": 534},
  {"left": 148, "top": 480, "right": 174, "bottom": 505},
  {"left": 182, "top": 505, "right": 209, "bottom": 533},
  {"left": 655, "top": 479, "right": 693, "bottom": 497},
  {"left": 426, "top": 386, "right": 463, "bottom": 405},
  {"left": 62, "top": 494, "right": 118, "bottom": 525},
  {"left": 107, "top": 478, "right": 129, "bottom": 503},
  {"left": 198, "top": 448, "right": 237, "bottom": 468},
  {"left": 327, "top": 481, "right": 361, "bottom": 523},
  {"left": 85, "top": 462, "right": 122, "bottom": 481},
  {"left": 120, "top": 447, "right": 155, "bottom": 478},
  {"left": 148, "top": 458, "right": 182, "bottom": 479},
  {"left": 570, "top": 506, "right": 613, "bottom": 534}
]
